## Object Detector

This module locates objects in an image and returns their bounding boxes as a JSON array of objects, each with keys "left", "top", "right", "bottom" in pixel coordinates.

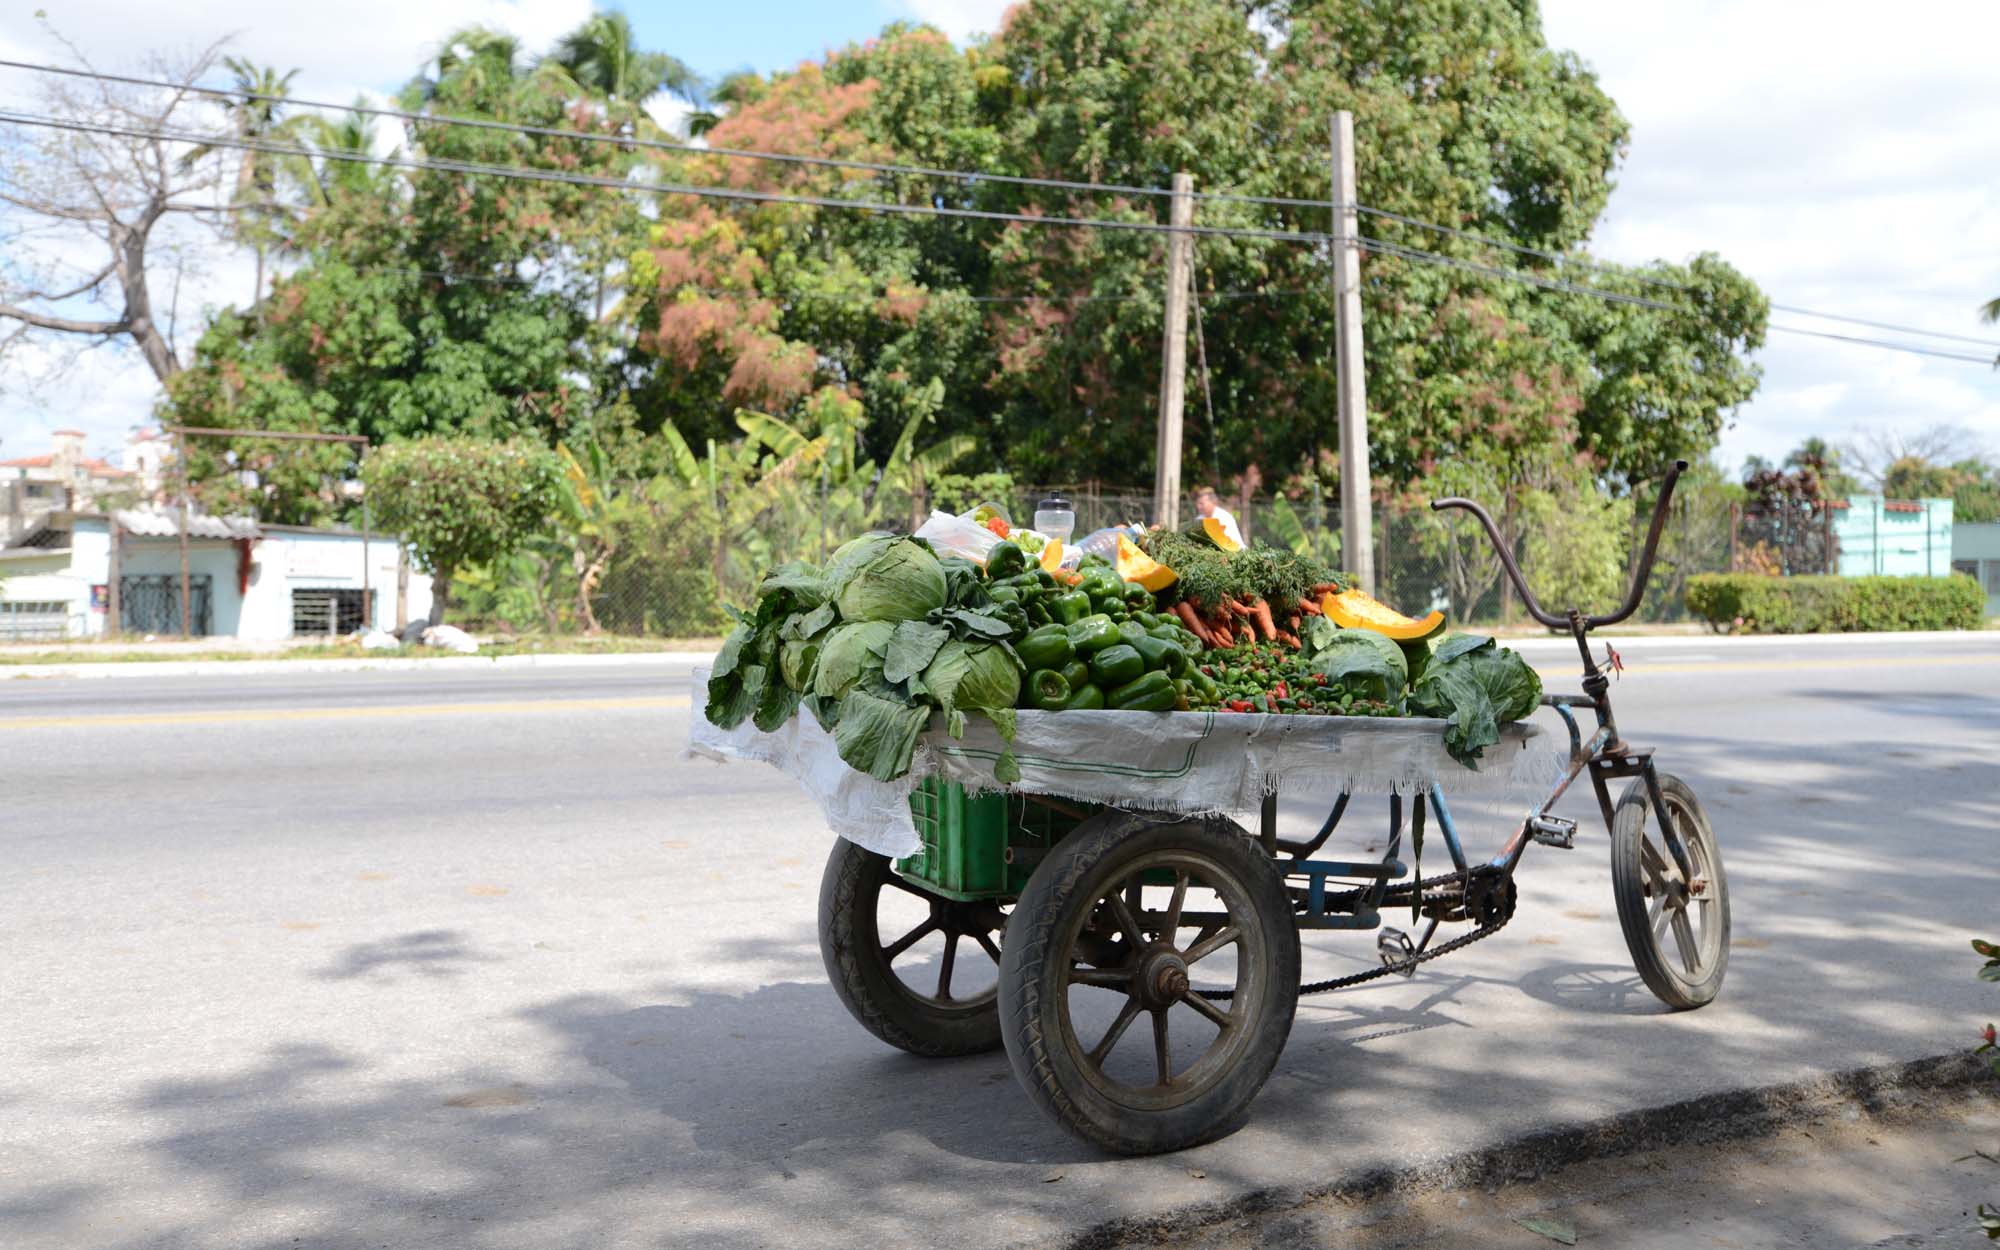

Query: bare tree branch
[{"left": 0, "top": 302, "right": 129, "bottom": 335}]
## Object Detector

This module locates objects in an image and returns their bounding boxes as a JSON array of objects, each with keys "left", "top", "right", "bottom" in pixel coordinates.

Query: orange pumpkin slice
[
  {"left": 1115, "top": 533, "right": 1178, "bottom": 591},
  {"left": 1321, "top": 588, "right": 1446, "bottom": 642},
  {"left": 1039, "top": 538, "right": 1065, "bottom": 573},
  {"left": 1201, "top": 516, "right": 1241, "bottom": 552}
]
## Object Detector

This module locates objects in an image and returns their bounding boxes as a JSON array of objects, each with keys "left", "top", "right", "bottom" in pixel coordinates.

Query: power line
[
  {"left": 7, "top": 97, "right": 1996, "bottom": 369},
  {"left": 1762, "top": 324, "right": 1997, "bottom": 364},
  {"left": 0, "top": 108, "right": 1332, "bottom": 246},
  {"left": 1356, "top": 235, "right": 1682, "bottom": 310},
  {"left": 1767, "top": 303, "right": 2000, "bottom": 350},
  {"left": 0, "top": 57, "right": 1324, "bottom": 212}
]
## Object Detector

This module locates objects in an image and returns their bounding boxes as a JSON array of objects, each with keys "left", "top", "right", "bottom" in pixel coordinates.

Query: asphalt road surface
[{"left": 5, "top": 634, "right": 1998, "bottom": 1250}]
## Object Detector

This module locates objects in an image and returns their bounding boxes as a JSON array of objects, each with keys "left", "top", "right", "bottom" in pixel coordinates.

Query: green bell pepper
[
  {"left": 986, "top": 584, "right": 1022, "bottom": 606},
  {"left": 1107, "top": 669, "right": 1177, "bottom": 711},
  {"left": 1089, "top": 643, "right": 1145, "bottom": 688},
  {"left": 1028, "top": 668, "right": 1071, "bottom": 711},
  {"left": 1118, "top": 620, "right": 1150, "bottom": 649},
  {"left": 1066, "top": 613, "right": 1123, "bottom": 655},
  {"left": 1061, "top": 682, "right": 1106, "bottom": 710},
  {"left": 1015, "top": 626, "right": 1074, "bottom": 673},
  {"left": 1058, "top": 659, "right": 1091, "bottom": 693},
  {"left": 1050, "top": 589, "right": 1093, "bottom": 626},
  {"left": 1130, "top": 633, "right": 1188, "bottom": 677},
  {"left": 986, "top": 541, "right": 1028, "bottom": 579},
  {"left": 1121, "top": 581, "right": 1154, "bottom": 610}
]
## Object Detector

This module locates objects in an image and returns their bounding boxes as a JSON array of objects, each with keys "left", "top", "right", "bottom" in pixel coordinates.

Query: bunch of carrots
[{"left": 1168, "top": 584, "right": 1341, "bottom": 651}]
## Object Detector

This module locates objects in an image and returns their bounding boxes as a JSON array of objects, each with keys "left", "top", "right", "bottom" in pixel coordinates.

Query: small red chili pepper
[
  {"left": 1225, "top": 699, "right": 1253, "bottom": 713},
  {"left": 984, "top": 515, "right": 1010, "bottom": 538},
  {"left": 1272, "top": 681, "right": 1289, "bottom": 700}
]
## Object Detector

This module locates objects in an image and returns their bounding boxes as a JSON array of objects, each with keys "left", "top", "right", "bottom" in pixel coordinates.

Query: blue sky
[{"left": 1, "top": 0, "right": 1996, "bottom": 479}]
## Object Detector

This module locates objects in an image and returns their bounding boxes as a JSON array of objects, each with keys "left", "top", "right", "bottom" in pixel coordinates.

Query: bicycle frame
[{"left": 1278, "top": 459, "right": 1701, "bottom": 934}]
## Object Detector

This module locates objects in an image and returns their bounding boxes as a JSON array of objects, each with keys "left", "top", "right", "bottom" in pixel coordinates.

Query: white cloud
[
  {"left": 1539, "top": 0, "right": 2000, "bottom": 469},
  {"left": 888, "top": 0, "right": 1011, "bottom": 44}
]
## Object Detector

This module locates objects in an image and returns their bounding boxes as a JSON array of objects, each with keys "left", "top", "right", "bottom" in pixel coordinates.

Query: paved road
[{"left": 4, "top": 635, "right": 1998, "bottom": 1250}]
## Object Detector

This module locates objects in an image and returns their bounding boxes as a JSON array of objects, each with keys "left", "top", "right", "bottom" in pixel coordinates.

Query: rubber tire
[
  {"left": 817, "top": 838, "right": 1004, "bottom": 1057},
  {"left": 1610, "top": 772, "right": 1730, "bottom": 1010},
  {"left": 998, "top": 812, "right": 1300, "bottom": 1155}
]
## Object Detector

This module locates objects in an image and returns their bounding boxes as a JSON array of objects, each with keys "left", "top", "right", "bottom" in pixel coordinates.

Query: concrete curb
[
  {"left": 2, "top": 650, "right": 716, "bottom": 681},
  {"left": 1051, "top": 1051, "right": 1990, "bottom": 1250}
]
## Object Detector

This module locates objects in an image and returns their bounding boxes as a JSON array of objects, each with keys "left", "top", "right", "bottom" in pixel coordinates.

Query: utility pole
[
  {"left": 1330, "top": 113, "right": 1376, "bottom": 593},
  {"left": 1153, "top": 172, "right": 1195, "bottom": 531}
]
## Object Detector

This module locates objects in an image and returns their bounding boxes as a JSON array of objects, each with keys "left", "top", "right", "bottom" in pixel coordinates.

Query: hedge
[{"left": 1684, "top": 574, "right": 1986, "bottom": 634}]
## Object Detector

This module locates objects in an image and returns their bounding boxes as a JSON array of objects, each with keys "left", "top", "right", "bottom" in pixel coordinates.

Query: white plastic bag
[{"left": 913, "top": 509, "right": 1003, "bottom": 564}]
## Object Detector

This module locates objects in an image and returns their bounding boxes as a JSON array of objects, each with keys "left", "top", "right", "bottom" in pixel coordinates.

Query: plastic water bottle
[{"left": 1033, "top": 495, "right": 1075, "bottom": 545}]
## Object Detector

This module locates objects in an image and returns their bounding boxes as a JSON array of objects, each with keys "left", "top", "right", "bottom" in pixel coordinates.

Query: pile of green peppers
[
  {"left": 1198, "top": 641, "right": 1399, "bottom": 716},
  {"left": 994, "top": 550, "right": 1219, "bottom": 713}
]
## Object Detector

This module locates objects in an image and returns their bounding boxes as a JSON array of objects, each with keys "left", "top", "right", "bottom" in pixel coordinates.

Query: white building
[{"left": 0, "top": 509, "right": 432, "bottom": 641}]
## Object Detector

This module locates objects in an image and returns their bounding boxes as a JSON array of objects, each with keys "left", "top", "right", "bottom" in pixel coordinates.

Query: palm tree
[
  {"left": 181, "top": 58, "right": 307, "bottom": 308},
  {"left": 302, "top": 103, "right": 386, "bottom": 204},
  {"left": 547, "top": 11, "right": 703, "bottom": 110}
]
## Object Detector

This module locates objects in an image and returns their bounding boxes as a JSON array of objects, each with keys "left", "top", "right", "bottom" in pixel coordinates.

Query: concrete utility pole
[
  {"left": 1330, "top": 113, "right": 1376, "bottom": 593},
  {"left": 1153, "top": 172, "right": 1195, "bottom": 531}
]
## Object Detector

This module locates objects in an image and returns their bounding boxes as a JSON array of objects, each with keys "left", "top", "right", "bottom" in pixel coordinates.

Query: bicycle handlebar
[{"left": 1428, "top": 459, "right": 1687, "bottom": 631}]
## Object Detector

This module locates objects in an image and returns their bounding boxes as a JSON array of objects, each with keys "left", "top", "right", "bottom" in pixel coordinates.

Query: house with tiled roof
[{"left": 0, "top": 429, "right": 149, "bottom": 547}]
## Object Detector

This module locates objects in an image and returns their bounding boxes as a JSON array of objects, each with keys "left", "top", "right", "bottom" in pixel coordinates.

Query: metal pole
[
  {"left": 106, "top": 516, "right": 121, "bottom": 639},
  {"left": 361, "top": 492, "right": 372, "bottom": 633},
  {"left": 176, "top": 429, "right": 192, "bottom": 639},
  {"left": 1152, "top": 172, "right": 1194, "bottom": 531},
  {"left": 1331, "top": 112, "right": 1376, "bottom": 594}
]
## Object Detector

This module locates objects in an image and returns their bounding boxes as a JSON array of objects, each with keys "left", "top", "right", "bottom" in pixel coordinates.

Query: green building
[
  {"left": 1953, "top": 522, "right": 2000, "bottom": 618},
  {"left": 1832, "top": 496, "right": 1954, "bottom": 577}
]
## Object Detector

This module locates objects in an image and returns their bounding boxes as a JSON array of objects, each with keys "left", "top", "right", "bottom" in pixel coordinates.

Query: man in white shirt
[{"left": 1193, "top": 486, "right": 1243, "bottom": 546}]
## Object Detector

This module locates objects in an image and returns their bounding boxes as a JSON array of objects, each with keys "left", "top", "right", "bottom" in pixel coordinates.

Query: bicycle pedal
[
  {"left": 1377, "top": 928, "right": 1419, "bottom": 977},
  {"left": 1529, "top": 816, "right": 1577, "bottom": 849}
]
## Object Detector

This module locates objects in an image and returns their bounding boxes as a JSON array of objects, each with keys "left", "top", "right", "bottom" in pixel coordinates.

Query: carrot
[
  {"left": 1275, "top": 630, "right": 1302, "bottom": 648},
  {"left": 1298, "top": 596, "right": 1322, "bottom": 616},
  {"left": 1173, "top": 601, "right": 1216, "bottom": 646},
  {"left": 1246, "top": 597, "right": 1279, "bottom": 640}
]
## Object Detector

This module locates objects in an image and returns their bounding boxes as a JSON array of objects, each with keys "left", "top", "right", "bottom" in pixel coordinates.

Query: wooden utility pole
[
  {"left": 1330, "top": 113, "right": 1376, "bottom": 594},
  {"left": 1153, "top": 172, "right": 1195, "bottom": 531}
]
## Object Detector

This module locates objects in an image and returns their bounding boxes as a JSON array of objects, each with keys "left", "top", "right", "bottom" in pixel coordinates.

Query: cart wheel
[
  {"left": 998, "top": 812, "right": 1299, "bottom": 1155},
  {"left": 1610, "top": 772, "right": 1730, "bottom": 1010},
  {"left": 818, "top": 838, "right": 1007, "bottom": 1057}
]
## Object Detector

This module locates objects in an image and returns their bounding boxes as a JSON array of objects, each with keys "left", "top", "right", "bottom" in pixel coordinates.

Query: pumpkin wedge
[
  {"left": 1039, "top": 537, "right": 1065, "bottom": 573},
  {"left": 1201, "top": 516, "right": 1242, "bottom": 552},
  {"left": 1321, "top": 587, "right": 1446, "bottom": 642},
  {"left": 1115, "top": 532, "right": 1178, "bottom": 591}
]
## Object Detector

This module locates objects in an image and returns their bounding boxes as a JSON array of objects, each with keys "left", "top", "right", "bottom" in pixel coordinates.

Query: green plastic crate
[{"left": 897, "top": 778, "right": 1094, "bottom": 900}]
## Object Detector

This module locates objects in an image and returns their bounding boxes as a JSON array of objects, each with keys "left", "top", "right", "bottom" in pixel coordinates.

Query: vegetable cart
[{"left": 698, "top": 463, "right": 1728, "bottom": 1155}]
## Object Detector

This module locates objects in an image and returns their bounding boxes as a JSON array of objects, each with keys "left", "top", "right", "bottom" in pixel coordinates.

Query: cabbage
[
  {"left": 922, "top": 639, "right": 1022, "bottom": 714},
  {"left": 834, "top": 538, "right": 948, "bottom": 622},
  {"left": 831, "top": 688, "right": 933, "bottom": 781},
  {"left": 1407, "top": 640, "right": 1542, "bottom": 767},
  {"left": 1310, "top": 629, "right": 1408, "bottom": 703},
  {"left": 813, "top": 620, "right": 896, "bottom": 700}
]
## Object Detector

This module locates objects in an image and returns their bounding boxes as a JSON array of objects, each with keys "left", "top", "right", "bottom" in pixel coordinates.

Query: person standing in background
[{"left": 1193, "top": 486, "right": 1243, "bottom": 546}]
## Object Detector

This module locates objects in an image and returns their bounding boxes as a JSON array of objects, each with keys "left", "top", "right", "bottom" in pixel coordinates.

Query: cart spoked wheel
[
  {"left": 818, "top": 838, "right": 1008, "bottom": 1057},
  {"left": 1610, "top": 772, "right": 1730, "bottom": 1010},
  {"left": 999, "top": 812, "right": 1299, "bottom": 1155}
]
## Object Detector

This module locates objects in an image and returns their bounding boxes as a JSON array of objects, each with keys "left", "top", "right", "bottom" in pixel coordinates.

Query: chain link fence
[{"left": 449, "top": 477, "right": 1742, "bottom": 639}]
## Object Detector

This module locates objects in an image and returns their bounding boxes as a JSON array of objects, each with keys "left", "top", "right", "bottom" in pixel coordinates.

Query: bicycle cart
[{"left": 695, "top": 462, "right": 1728, "bottom": 1155}]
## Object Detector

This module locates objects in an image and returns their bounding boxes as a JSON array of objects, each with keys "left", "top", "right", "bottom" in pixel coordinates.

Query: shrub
[{"left": 1684, "top": 573, "right": 1985, "bottom": 633}]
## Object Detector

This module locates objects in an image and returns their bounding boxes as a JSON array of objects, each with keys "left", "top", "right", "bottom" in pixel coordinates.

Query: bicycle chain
[{"left": 1200, "top": 868, "right": 1514, "bottom": 1001}]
